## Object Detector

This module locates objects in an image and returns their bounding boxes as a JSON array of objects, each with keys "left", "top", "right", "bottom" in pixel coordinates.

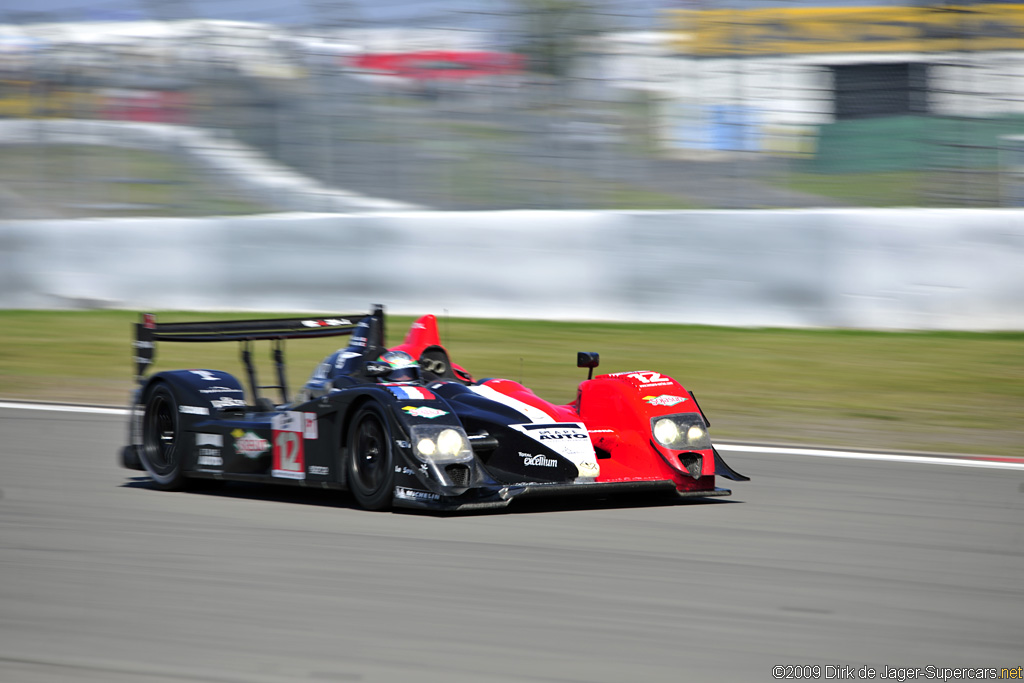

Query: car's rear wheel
[
  {"left": 140, "top": 383, "right": 187, "bottom": 490},
  {"left": 347, "top": 404, "right": 394, "bottom": 510}
]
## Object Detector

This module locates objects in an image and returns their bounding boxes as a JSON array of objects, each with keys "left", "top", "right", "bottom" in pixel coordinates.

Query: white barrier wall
[{"left": 2, "top": 209, "right": 1023, "bottom": 330}]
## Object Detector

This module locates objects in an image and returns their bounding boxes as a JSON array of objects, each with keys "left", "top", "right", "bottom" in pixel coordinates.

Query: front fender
[{"left": 578, "top": 370, "right": 717, "bottom": 483}]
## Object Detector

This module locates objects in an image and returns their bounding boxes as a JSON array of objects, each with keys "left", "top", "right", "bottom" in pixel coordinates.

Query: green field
[
  {"left": 1, "top": 310, "right": 1021, "bottom": 457},
  {"left": 0, "top": 146, "right": 272, "bottom": 217}
]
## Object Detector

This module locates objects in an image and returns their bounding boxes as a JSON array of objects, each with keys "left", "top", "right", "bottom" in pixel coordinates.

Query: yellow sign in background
[{"left": 668, "top": 4, "right": 1024, "bottom": 55}]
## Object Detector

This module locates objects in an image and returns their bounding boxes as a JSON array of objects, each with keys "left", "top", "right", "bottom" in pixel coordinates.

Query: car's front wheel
[
  {"left": 140, "top": 383, "right": 187, "bottom": 490},
  {"left": 346, "top": 404, "right": 394, "bottom": 510}
]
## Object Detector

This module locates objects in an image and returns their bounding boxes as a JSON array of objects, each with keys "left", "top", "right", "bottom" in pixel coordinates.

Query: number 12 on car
[{"left": 272, "top": 411, "right": 307, "bottom": 479}]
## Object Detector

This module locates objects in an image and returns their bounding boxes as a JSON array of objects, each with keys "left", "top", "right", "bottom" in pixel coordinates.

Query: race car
[{"left": 121, "top": 305, "right": 747, "bottom": 511}]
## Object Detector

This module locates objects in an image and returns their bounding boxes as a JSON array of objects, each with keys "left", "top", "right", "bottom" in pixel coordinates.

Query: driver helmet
[{"left": 379, "top": 350, "right": 420, "bottom": 383}]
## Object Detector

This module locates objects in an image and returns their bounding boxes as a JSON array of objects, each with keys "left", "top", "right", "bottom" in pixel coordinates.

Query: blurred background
[{"left": 1, "top": 0, "right": 1023, "bottom": 218}]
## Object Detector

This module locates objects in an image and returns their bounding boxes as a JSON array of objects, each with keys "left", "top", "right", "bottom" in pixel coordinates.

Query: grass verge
[
  {"left": 0, "top": 145, "right": 272, "bottom": 217},
  {"left": 0, "top": 310, "right": 1021, "bottom": 457}
]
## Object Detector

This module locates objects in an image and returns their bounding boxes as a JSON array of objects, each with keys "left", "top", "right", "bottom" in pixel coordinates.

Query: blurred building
[
  {"left": 640, "top": 4, "right": 1024, "bottom": 163},
  {"left": 1, "top": 3, "right": 1022, "bottom": 211}
]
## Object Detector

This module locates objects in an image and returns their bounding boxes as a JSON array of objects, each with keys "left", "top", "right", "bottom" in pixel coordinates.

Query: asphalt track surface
[{"left": 1, "top": 406, "right": 1021, "bottom": 682}]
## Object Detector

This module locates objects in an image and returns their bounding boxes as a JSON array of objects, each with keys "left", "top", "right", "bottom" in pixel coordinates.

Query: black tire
[
  {"left": 140, "top": 383, "right": 187, "bottom": 491},
  {"left": 346, "top": 404, "right": 394, "bottom": 510}
]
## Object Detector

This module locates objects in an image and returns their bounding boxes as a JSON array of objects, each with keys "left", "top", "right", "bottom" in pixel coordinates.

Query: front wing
[{"left": 388, "top": 471, "right": 732, "bottom": 512}]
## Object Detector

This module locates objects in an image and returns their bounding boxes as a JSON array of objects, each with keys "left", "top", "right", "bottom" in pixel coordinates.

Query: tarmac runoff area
[{"left": 0, "top": 402, "right": 1021, "bottom": 682}]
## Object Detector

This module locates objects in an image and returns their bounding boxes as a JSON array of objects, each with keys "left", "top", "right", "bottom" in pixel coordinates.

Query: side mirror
[
  {"left": 364, "top": 360, "right": 390, "bottom": 378},
  {"left": 577, "top": 352, "right": 599, "bottom": 380}
]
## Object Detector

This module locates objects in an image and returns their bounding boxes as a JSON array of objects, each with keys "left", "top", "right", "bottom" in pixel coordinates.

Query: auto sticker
[
  {"left": 195, "top": 433, "right": 223, "bottom": 469},
  {"left": 197, "top": 451, "right": 223, "bottom": 468},
  {"left": 196, "top": 433, "right": 223, "bottom": 447},
  {"left": 179, "top": 405, "right": 209, "bottom": 415},
  {"left": 211, "top": 397, "right": 245, "bottom": 411},
  {"left": 301, "top": 319, "right": 350, "bottom": 327},
  {"left": 519, "top": 452, "right": 559, "bottom": 468},
  {"left": 199, "top": 386, "right": 244, "bottom": 394},
  {"left": 188, "top": 370, "right": 220, "bottom": 381},
  {"left": 402, "top": 406, "right": 448, "bottom": 419},
  {"left": 303, "top": 413, "right": 318, "bottom": 440},
  {"left": 643, "top": 394, "right": 688, "bottom": 407},
  {"left": 233, "top": 429, "right": 270, "bottom": 458},
  {"left": 395, "top": 487, "right": 440, "bottom": 502},
  {"left": 272, "top": 412, "right": 305, "bottom": 479},
  {"left": 511, "top": 423, "right": 599, "bottom": 477}
]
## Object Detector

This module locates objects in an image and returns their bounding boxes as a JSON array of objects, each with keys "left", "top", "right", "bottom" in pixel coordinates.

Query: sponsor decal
[
  {"left": 308, "top": 465, "right": 329, "bottom": 476},
  {"left": 188, "top": 370, "right": 220, "bottom": 381},
  {"left": 335, "top": 351, "right": 361, "bottom": 369},
  {"left": 511, "top": 423, "right": 599, "bottom": 476},
  {"left": 197, "top": 451, "right": 223, "bottom": 467},
  {"left": 313, "top": 362, "right": 330, "bottom": 380},
  {"left": 386, "top": 386, "right": 436, "bottom": 401},
  {"left": 419, "top": 463, "right": 429, "bottom": 475},
  {"left": 520, "top": 452, "right": 559, "bottom": 468},
  {"left": 402, "top": 406, "right": 448, "bottom": 419},
  {"left": 199, "top": 386, "right": 243, "bottom": 394},
  {"left": 133, "top": 340, "right": 154, "bottom": 350},
  {"left": 179, "top": 405, "right": 209, "bottom": 416},
  {"left": 395, "top": 487, "right": 440, "bottom": 502},
  {"left": 350, "top": 333, "right": 367, "bottom": 348},
  {"left": 301, "top": 318, "right": 350, "bottom": 327},
  {"left": 365, "top": 361, "right": 390, "bottom": 375},
  {"left": 303, "top": 413, "right": 318, "bottom": 440},
  {"left": 394, "top": 466, "right": 417, "bottom": 476},
  {"left": 211, "top": 397, "right": 246, "bottom": 411},
  {"left": 539, "top": 432, "right": 587, "bottom": 440},
  {"left": 576, "top": 461, "right": 600, "bottom": 477},
  {"left": 272, "top": 412, "right": 305, "bottom": 480},
  {"left": 395, "top": 440, "right": 411, "bottom": 449},
  {"left": 643, "top": 394, "right": 688, "bottom": 407},
  {"left": 233, "top": 429, "right": 270, "bottom": 458},
  {"left": 271, "top": 411, "right": 302, "bottom": 432},
  {"left": 196, "top": 433, "right": 223, "bottom": 447},
  {"left": 143, "top": 313, "right": 156, "bottom": 330}
]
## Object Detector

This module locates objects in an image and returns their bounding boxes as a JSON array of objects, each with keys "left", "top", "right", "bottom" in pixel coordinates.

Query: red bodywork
[{"left": 392, "top": 314, "right": 720, "bottom": 494}]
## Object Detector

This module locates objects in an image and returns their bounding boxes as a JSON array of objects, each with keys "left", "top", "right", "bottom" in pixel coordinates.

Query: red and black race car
[{"left": 121, "top": 305, "right": 747, "bottom": 511}]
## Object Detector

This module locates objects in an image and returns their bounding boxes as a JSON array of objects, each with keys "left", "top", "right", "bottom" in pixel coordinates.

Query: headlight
[
  {"left": 651, "top": 414, "right": 711, "bottom": 450},
  {"left": 437, "top": 429, "right": 464, "bottom": 457},
  {"left": 410, "top": 424, "right": 473, "bottom": 463},
  {"left": 653, "top": 418, "right": 683, "bottom": 449},
  {"left": 416, "top": 438, "right": 436, "bottom": 457}
]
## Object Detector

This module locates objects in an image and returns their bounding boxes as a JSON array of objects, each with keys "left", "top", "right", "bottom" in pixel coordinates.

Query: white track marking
[
  {"left": 1, "top": 400, "right": 1021, "bottom": 471},
  {"left": 716, "top": 443, "right": 1024, "bottom": 471},
  {"left": 0, "top": 401, "right": 130, "bottom": 416}
]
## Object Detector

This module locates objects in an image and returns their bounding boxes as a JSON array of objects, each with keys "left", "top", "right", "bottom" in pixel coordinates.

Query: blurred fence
[
  {"left": 1, "top": 1, "right": 1023, "bottom": 215},
  {"left": 2, "top": 209, "right": 1023, "bottom": 330}
]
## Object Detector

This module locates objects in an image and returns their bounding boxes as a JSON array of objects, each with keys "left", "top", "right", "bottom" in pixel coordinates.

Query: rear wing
[{"left": 134, "top": 305, "right": 386, "bottom": 403}]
